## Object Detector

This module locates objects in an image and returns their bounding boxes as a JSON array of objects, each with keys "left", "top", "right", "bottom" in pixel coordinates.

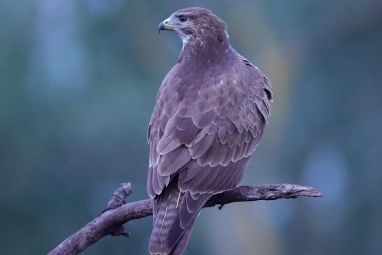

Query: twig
[{"left": 47, "top": 183, "right": 321, "bottom": 255}]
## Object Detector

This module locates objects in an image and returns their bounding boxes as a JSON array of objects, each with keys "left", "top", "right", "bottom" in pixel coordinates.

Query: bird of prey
[{"left": 147, "top": 7, "right": 272, "bottom": 255}]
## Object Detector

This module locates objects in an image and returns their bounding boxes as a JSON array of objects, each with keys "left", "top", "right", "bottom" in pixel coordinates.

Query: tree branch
[{"left": 47, "top": 183, "right": 321, "bottom": 255}]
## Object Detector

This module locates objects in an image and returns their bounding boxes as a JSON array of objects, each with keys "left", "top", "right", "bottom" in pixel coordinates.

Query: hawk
[{"left": 147, "top": 7, "right": 272, "bottom": 255}]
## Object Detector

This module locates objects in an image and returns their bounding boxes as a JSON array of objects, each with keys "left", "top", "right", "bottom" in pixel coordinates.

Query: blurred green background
[{"left": 1, "top": 0, "right": 381, "bottom": 254}]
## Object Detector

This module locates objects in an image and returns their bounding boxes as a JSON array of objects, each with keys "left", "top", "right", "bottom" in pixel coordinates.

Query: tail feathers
[
  {"left": 168, "top": 222, "right": 194, "bottom": 255},
  {"left": 149, "top": 182, "right": 211, "bottom": 255}
]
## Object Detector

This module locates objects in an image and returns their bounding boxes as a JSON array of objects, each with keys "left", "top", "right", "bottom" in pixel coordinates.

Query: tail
[{"left": 149, "top": 180, "right": 211, "bottom": 255}]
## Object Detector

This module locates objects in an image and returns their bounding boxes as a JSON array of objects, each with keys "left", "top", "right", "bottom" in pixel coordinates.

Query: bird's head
[{"left": 158, "top": 7, "right": 229, "bottom": 46}]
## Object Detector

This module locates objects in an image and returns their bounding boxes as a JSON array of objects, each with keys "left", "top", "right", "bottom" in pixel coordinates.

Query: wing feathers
[
  {"left": 157, "top": 136, "right": 181, "bottom": 155},
  {"left": 189, "top": 133, "right": 215, "bottom": 158},
  {"left": 158, "top": 147, "right": 190, "bottom": 176},
  {"left": 192, "top": 109, "right": 216, "bottom": 127},
  {"left": 195, "top": 97, "right": 215, "bottom": 114},
  {"left": 179, "top": 161, "right": 204, "bottom": 183}
]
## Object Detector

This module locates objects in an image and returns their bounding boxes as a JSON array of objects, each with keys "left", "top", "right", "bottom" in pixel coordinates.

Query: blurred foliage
[{"left": 0, "top": 0, "right": 381, "bottom": 255}]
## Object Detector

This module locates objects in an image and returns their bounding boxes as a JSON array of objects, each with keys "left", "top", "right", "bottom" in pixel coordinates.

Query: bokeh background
[{"left": 1, "top": 0, "right": 381, "bottom": 254}]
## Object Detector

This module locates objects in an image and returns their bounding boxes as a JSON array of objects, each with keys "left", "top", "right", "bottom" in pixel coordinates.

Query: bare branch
[{"left": 47, "top": 183, "right": 321, "bottom": 255}]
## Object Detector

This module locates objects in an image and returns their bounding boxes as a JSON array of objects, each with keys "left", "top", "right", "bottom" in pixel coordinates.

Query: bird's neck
[{"left": 178, "top": 35, "right": 232, "bottom": 66}]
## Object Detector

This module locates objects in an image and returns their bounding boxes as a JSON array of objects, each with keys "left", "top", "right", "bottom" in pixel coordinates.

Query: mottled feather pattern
[{"left": 148, "top": 7, "right": 272, "bottom": 255}]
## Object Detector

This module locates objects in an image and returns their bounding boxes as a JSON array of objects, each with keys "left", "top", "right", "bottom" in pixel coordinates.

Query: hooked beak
[{"left": 158, "top": 18, "right": 174, "bottom": 33}]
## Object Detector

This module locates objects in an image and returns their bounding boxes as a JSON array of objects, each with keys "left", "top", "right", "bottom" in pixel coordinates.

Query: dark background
[{"left": 1, "top": 0, "right": 381, "bottom": 254}]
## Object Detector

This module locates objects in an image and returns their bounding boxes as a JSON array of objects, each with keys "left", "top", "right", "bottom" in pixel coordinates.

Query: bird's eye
[{"left": 177, "top": 15, "right": 188, "bottom": 23}]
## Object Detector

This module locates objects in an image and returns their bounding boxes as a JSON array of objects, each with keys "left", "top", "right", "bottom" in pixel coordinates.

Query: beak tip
[{"left": 158, "top": 22, "right": 166, "bottom": 34}]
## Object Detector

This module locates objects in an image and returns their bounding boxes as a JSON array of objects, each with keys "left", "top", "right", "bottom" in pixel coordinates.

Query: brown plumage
[{"left": 147, "top": 7, "right": 272, "bottom": 255}]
